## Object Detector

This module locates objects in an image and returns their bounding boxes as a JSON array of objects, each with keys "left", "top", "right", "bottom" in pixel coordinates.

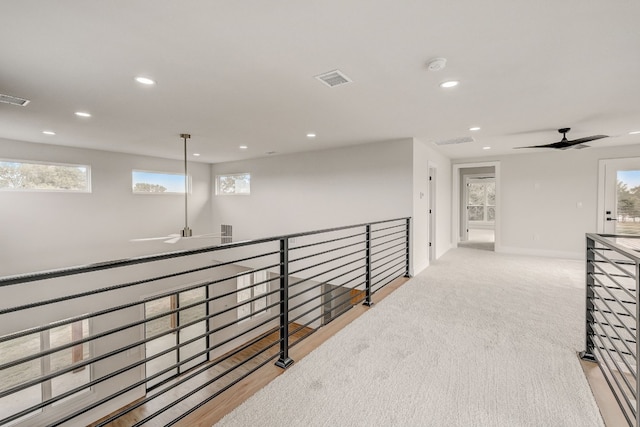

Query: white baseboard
[
  {"left": 497, "top": 245, "right": 583, "bottom": 260},
  {"left": 412, "top": 261, "right": 429, "bottom": 276}
]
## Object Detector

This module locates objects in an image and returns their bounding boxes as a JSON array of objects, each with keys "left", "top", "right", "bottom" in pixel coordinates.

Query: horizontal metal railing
[
  {"left": 582, "top": 233, "right": 640, "bottom": 426},
  {"left": 0, "top": 217, "right": 410, "bottom": 426}
]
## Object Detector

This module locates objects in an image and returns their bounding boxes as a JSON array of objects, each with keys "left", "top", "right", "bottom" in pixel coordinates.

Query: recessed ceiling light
[
  {"left": 630, "top": 131, "right": 640, "bottom": 135},
  {"left": 482, "top": 146, "right": 491, "bottom": 150},
  {"left": 135, "top": 76, "right": 156, "bottom": 85},
  {"left": 75, "top": 111, "right": 91, "bottom": 117},
  {"left": 306, "top": 133, "right": 316, "bottom": 138},
  {"left": 439, "top": 80, "right": 459, "bottom": 88},
  {"left": 193, "top": 153, "right": 201, "bottom": 157},
  {"left": 239, "top": 145, "right": 248, "bottom": 150},
  {"left": 42, "top": 130, "right": 56, "bottom": 135},
  {"left": 469, "top": 127, "right": 481, "bottom": 131}
]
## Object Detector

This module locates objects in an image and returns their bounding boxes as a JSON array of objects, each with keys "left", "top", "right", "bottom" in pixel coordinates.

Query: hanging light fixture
[{"left": 131, "top": 133, "right": 223, "bottom": 244}]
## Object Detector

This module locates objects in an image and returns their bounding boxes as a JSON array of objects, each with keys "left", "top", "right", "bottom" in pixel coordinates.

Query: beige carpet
[{"left": 215, "top": 248, "right": 604, "bottom": 427}]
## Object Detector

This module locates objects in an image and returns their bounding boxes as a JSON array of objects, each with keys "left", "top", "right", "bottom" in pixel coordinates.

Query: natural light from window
[
  {"left": 132, "top": 170, "right": 188, "bottom": 194},
  {"left": 216, "top": 173, "right": 250, "bottom": 195},
  {"left": 0, "top": 160, "right": 90, "bottom": 192}
]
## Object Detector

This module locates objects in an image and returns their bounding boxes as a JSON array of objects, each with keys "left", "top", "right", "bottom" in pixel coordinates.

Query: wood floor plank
[{"left": 580, "top": 359, "right": 631, "bottom": 427}]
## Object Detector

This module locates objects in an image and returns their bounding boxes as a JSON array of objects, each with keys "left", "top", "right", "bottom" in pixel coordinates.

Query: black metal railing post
[
  {"left": 363, "top": 224, "right": 373, "bottom": 307},
  {"left": 580, "top": 235, "right": 597, "bottom": 362},
  {"left": 404, "top": 217, "right": 411, "bottom": 277},
  {"left": 275, "top": 238, "right": 294, "bottom": 369}
]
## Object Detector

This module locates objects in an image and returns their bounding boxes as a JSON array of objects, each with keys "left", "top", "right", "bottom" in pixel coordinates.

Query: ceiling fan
[
  {"left": 131, "top": 133, "right": 221, "bottom": 244},
  {"left": 514, "top": 128, "right": 608, "bottom": 150}
]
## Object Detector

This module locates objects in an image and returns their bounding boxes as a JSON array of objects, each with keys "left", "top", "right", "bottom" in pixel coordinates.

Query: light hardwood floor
[
  {"left": 581, "top": 359, "right": 633, "bottom": 427},
  {"left": 89, "top": 278, "right": 409, "bottom": 427}
]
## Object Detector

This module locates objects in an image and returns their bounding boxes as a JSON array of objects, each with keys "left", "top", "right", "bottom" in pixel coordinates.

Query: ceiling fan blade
[
  {"left": 514, "top": 141, "right": 571, "bottom": 149},
  {"left": 164, "top": 236, "right": 182, "bottom": 244},
  {"left": 130, "top": 233, "right": 181, "bottom": 242},
  {"left": 569, "top": 135, "right": 608, "bottom": 144},
  {"left": 192, "top": 233, "right": 223, "bottom": 239},
  {"left": 513, "top": 129, "right": 608, "bottom": 150},
  {"left": 130, "top": 236, "right": 172, "bottom": 242}
]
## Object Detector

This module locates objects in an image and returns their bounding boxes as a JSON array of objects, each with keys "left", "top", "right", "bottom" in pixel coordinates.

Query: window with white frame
[
  {"left": 467, "top": 179, "right": 495, "bottom": 223},
  {"left": 237, "top": 271, "right": 268, "bottom": 322},
  {"left": 216, "top": 173, "right": 250, "bottom": 195},
  {"left": 132, "top": 170, "right": 189, "bottom": 194},
  {"left": 0, "top": 160, "right": 90, "bottom": 192},
  {"left": 0, "top": 318, "right": 91, "bottom": 424}
]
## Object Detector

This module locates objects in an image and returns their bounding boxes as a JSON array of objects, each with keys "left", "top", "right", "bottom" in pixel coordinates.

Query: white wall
[
  {"left": 211, "top": 139, "right": 414, "bottom": 241},
  {"left": 413, "top": 139, "right": 452, "bottom": 274},
  {"left": 0, "top": 138, "right": 213, "bottom": 276},
  {"left": 211, "top": 138, "right": 452, "bottom": 277},
  {"left": 455, "top": 144, "right": 640, "bottom": 258}
]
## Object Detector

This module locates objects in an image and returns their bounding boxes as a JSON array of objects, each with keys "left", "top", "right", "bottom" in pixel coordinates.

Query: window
[
  {"left": 0, "top": 160, "right": 90, "bottom": 192},
  {"left": 467, "top": 179, "right": 495, "bottom": 222},
  {"left": 132, "top": 170, "right": 188, "bottom": 194},
  {"left": 216, "top": 173, "right": 250, "bottom": 195},
  {"left": 237, "top": 271, "right": 268, "bottom": 322},
  {"left": 0, "top": 318, "right": 90, "bottom": 424}
]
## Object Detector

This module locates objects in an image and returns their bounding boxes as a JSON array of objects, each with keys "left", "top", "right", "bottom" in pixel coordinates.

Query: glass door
[{"left": 600, "top": 158, "right": 640, "bottom": 235}]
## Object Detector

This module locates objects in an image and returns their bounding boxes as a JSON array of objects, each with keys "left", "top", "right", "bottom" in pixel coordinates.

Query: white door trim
[
  {"left": 597, "top": 157, "right": 640, "bottom": 233},
  {"left": 428, "top": 163, "right": 437, "bottom": 261},
  {"left": 453, "top": 161, "right": 501, "bottom": 251}
]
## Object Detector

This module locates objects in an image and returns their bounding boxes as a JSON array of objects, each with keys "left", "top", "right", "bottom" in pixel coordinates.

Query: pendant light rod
[{"left": 180, "top": 133, "right": 192, "bottom": 237}]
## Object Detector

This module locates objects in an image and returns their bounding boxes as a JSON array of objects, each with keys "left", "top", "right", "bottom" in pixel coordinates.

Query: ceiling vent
[
  {"left": 315, "top": 70, "right": 352, "bottom": 88},
  {"left": 0, "top": 93, "right": 30, "bottom": 107},
  {"left": 434, "top": 136, "right": 475, "bottom": 146}
]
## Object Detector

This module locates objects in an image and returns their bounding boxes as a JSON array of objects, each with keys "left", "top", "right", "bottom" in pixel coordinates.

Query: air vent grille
[
  {"left": 434, "top": 136, "right": 475, "bottom": 146},
  {"left": 315, "top": 70, "right": 352, "bottom": 88},
  {"left": 221, "top": 224, "right": 233, "bottom": 244},
  {"left": 0, "top": 93, "right": 30, "bottom": 107}
]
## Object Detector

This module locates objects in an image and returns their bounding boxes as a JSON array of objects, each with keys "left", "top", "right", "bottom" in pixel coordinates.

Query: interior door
[
  {"left": 599, "top": 157, "right": 640, "bottom": 235},
  {"left": 428, "top": 166, "right": 436, "bottom": 260}
]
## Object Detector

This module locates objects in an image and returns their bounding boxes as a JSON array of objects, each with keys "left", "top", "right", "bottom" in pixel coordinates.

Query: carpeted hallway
[{"left": 215, "top": 248, "right": 604, "bottom": 427}]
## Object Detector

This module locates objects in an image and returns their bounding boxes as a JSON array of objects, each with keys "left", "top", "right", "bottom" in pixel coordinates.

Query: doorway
[
  {"left": 598, "top": 157, "right": 640, "bottom": 236},
  {"left": 453, "top": 162, "right": 501, "bottom": 252}
]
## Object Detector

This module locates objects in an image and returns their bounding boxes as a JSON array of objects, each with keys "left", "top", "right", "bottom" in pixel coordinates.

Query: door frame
[
  {"left": 597, "top": 157, "right": 640, "bottom": 233},
  {"left": 453, "top": 161, "right": 501, "bottom": 251},
  {"left": 463, "top": 173, "right": 496, "bottom": 241},
  {"left": 428, "top": 164, "right": 437, "bottom": 261}
]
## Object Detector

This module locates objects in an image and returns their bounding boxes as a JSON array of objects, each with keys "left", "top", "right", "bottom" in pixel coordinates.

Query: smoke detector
[{"left": 427, "top": 58, "right": 447, "bottom": 72}]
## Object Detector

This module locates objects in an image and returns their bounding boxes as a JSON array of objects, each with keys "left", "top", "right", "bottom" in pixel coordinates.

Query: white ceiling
[{"left": 1, "top": 1, "right": 639, "bottom": 163}]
